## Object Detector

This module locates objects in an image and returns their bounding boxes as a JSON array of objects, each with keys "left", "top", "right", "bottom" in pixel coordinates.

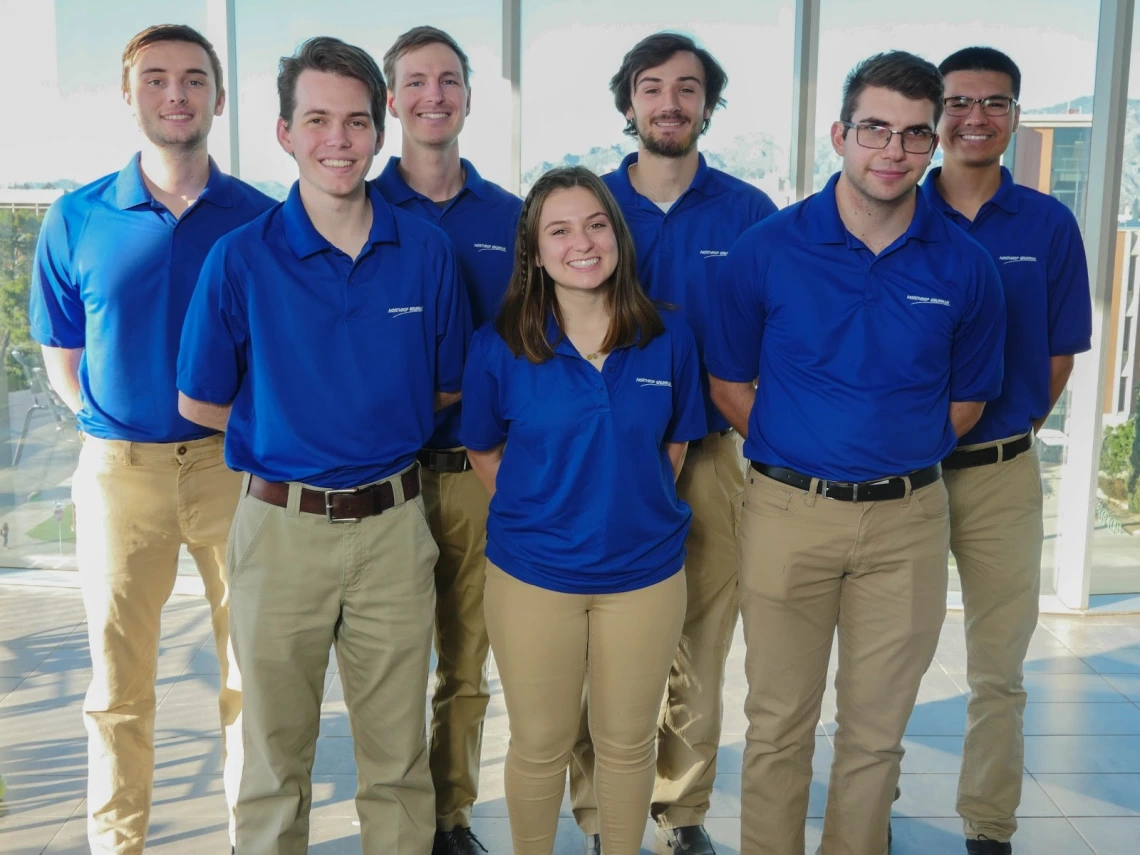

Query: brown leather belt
[{"left": 247, "top": 467, "right": 421, "bottom": 522}]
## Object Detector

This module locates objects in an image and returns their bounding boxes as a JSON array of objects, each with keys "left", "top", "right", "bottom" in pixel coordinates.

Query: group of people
[{"left": 26, "top": 18, "right": 1090, "bottom": 855}]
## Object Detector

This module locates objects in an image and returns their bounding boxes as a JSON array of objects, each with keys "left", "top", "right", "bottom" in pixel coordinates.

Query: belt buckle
[
  {"left": 850, "top": 482, "right": 859, "bottom": 502},
  {"left": 324, "top": 487, "right": 362, "bottom": 523}
]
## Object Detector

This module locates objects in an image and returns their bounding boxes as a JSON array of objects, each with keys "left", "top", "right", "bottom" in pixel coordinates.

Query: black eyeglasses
[
  {"left": 839, "top": 121, "right": 937, "bottom": 154},
  {"left": 943, "top": 96, "right": 1017, "bottom": 117}
]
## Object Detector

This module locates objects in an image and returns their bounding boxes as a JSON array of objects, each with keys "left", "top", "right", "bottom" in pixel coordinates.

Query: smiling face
[
  {"left": 534, "top": 186, "right": 619, "bottom": 294},
  {"left": 125, "top": 40, "right": 224, "bottom": 151},
  {"left": 387, "top": 41, "right": 470, "bottom": 149},
  {"left": 832, "top": 84, "right": 938, "bottom": 206},
  {"left": 277, "top": 69, "right": 383, "bottom": 201},
  {"left": 939, "top": 69, "right": 1019, "bottom": 168},
  {"left": 625, "top": 50, "right": 711, "bottom": 158}
]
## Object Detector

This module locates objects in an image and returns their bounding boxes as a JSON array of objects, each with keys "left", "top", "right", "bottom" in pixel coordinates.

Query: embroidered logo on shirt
[
  {"left": 637, "top": 377, "right": 673, "bottom": 388},
  {"left": 475, "top": 243, "right": 508, "bottom": 253},
  {"left": 906, "top": 295, "right": 951, "bottom": 307},
  {"left": 999, "top": 255, "right": 1038, "bottom": 264},
  {"left": 388, "top": 306, "right": 425, "bottom": 317},
  {"left": 700, "top": 249, "right": 729, "bottom": 259}
]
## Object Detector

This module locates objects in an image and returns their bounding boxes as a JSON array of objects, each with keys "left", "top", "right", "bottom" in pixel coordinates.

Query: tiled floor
[{"left": 2, "top": 586, "right": 1140, "bottom": 854}]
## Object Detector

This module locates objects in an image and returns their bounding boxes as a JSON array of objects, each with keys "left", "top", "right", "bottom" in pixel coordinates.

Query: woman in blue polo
[{"left": 461, "top": 166, "right": 705, "bottom": 855}]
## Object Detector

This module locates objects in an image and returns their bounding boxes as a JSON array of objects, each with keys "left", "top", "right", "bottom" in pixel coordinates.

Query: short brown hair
[
  {"left": 278, "top": 37, "right": 387, "bottom": 132},
  {"left": 121, "top": 24, "right": 224, "bottom": 94},
  {"left": 610, "top": 32, "right": 728, "bottom": 137},
  {"left": 841, "top": 51, "right": 945, "bottom": 130},
  {"left": 383, "top": 26, "right": 471, "bottom": 89},
  {"left": 496, "top": 167, "right": 664, "bottom": 364}
]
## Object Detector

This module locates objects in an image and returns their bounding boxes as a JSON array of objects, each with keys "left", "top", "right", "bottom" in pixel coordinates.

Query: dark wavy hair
[
  {"left": 841, "top": 51, "right": 944, "bottom": 131},
  {"left": 496, "top": 167, "right": 664, "bottom": 364},
  {"left": 278, "top": 37, "right": 387, "bottom": 132},
  {"left": 610, "top": 32, "right": 728, "bottom": 137}
]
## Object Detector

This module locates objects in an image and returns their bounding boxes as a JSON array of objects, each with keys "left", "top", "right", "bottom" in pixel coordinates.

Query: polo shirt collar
[
  {"left": 375, "top": 156, "right": 489, "bottom": 206},
  {"left": 610, "top": 151, "right": 715, "bottom": 210},
  {"left": 282, "top": 181, "right": 399, "bottom": 259},
  {"left": 113, "top": 153, "right": 234, "bottom": 210},
  {"left": 806, "top": 171, "right": 942, "bottom": 247},
  {"left": 922, "top": 165, "right": 1021, "bottom": 217}
]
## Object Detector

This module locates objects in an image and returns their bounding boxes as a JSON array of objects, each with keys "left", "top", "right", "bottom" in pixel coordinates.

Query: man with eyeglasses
[
  {"left": 707, "top": 51, "right": 1006, "bottom": 855},
  {"left": 922, "top": 47, "right": 1092, "bottom": 855}
]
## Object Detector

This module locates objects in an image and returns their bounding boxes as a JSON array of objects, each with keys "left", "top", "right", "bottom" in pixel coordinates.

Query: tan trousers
[
  {"left": 570, "top": 430, "right": 741, "bottom": 832},
  {"left": 947, "top": 437, "right": 1044, "bottom": 843},
  {"left": 484, "top": 562, "right": 687, "bottom": 855},
  {"left": 72, "top": 435, "right": 242, "bottom": 855},
  {"left": 738, "top": 470, "right": 950, "bottom": 855},
  {"left": 228, "top": 467, "right": 438, "bottom": 855},
  {"left": 421, "top": 463, "right": 492, "bottom": 830}
]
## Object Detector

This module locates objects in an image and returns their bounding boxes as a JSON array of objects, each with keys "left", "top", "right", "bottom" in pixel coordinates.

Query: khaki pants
[
  {"left": 738, "top": 470, "right": 950, "bottom": 855},
  {"left": 947, "top": 437, "right": 1044, "bottom": 843},
  {"left": 570, "top": 430, "right": 741, "bottom": 832},
  {"left": 485, "top": 562, "right": 687, "bottom": 855},
  {"left": 72, "top": 435, "right": 242, "bottom": 855},
  {"left": 228, "top": 467, "right": 438, "bottom": 855},
  {"left": 421, "top": 463, "right": 491, "bottom": 830}
]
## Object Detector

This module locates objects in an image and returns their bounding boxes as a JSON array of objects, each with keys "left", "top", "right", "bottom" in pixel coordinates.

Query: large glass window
[
  {"left": 0, "top": 0, "right": 208, "bottom": 573},
  {"left": 234, "top": 0, "right": 511, "bottom": 197},
  {"left": 520, "top": 0, "right": 796, "bottom": 201},
  {"left": 1089, "top": 10, "right": 1140, "bottom": 596}
]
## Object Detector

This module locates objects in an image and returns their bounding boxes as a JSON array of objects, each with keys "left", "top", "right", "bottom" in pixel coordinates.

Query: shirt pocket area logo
[{"left": 388, "top": 306, "right": 425, "bottom": 317}]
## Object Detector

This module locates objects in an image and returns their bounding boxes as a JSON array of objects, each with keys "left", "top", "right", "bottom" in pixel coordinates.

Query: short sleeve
[
  {"left": 459, "top": 329, "right": 508, "bottom": 451},
  {"left": 665, "top": 324, "right": 709, "bottom": 443},
  {"left": 29, "top": 200, "right": 86, "bottom": 349},
  {"left": 434, "top": 237, "right": 473, "bottom": 393},
  {"left": 950, "top": 250, "right": 1007, "bottom": 402},
  {"left": 705, "top": 226, "right": 767, "bottom": 384},
  {"left": 176, "top": 241, "right": 248, "bottom": 405},
  {"left": 1046, "top": 210, "right": 1092, "bottom": 356}
]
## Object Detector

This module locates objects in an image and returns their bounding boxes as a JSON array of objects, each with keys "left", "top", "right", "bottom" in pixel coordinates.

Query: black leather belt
[
  {"left": 417, "top": 449, "right": 471, "bottom": 473},
  {"left": 689, "top": 428, "right": 733, "bottom": 450},
  {"left": 943, "top": 432, "right": 1033, "bottom": 471},
  {"left": 750, "top": 461, "right": 942, "bottom": 502}
]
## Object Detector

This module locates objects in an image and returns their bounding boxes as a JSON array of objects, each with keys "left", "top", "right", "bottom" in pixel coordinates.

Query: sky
[{"left": 0, "top": 0, "right": 1117, "bottom": 191}]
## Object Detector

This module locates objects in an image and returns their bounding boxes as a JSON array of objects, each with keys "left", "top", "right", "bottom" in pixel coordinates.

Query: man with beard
[
  {"left": 707, "top": 51, "right": 1006, "bottom": 855},
  {"left": 568, "top": 31, "right": 776, "bottom": 855},
  {"left": 374, "top": 27, "right": 521, "bottom": 854},
  {"left": 29, "top": 24, "right": 273, "bottom": 855},
  {"left": 923, "top": 47, "right": 1091, "bottom": 855}
]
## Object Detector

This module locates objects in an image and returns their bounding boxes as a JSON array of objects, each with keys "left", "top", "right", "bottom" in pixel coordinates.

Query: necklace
[{"left": 585, "top": 351, "right": 601, "bottom": 360}]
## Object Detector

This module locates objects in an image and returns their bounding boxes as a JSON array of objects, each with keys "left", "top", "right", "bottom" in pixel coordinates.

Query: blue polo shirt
[
  {"left": 29, "top": 155, "right": 274, "bottom": 442},
  {"left": 460, "top": 312, "right": 706, "bottom": 594},
  {"left": 923, "top": 167, "right": 1092, "bottom": 444},
  {"left": 177, "top": 182, "right": 471, "bottom": 489},
  {"left": 604, "top": 152, "right": 777, "bottom": 434},
  {"left": 373, "top": 157, "right": 521, "bottom": 449},
  {"left": 706, "top": 173, "right": 1007, "bottom": 483}
]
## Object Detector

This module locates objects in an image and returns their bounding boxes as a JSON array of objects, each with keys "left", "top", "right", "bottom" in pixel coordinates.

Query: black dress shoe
[
  {"left": 433, "top": 827, "right": 489, "bottom": 855},
  {"left": 657, "top": 825, "right": 717, "bottom": 855},
  {"left": 583, "top": 832, "right": 602, "bottom": 855},
  {"left": 965, "top": 836, "right": 1012, "bottom": 854}
]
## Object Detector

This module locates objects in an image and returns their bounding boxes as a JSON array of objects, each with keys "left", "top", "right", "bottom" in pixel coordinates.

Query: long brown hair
[{"left": 496, "top": 166, "right": 663, "bottom": 363}]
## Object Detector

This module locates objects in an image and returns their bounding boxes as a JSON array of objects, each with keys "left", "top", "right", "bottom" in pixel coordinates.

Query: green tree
[
  {"left": 0, "top": 207, "right": 46, "bottom": 389},
  {"left": 1101, "top": 419, "right": 1135, "bottom": 479}
]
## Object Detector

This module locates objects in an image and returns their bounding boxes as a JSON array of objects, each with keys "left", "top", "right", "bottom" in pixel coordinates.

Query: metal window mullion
[{"left": 1054, "top": 0, "right": 1135, "bottom": 608}]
